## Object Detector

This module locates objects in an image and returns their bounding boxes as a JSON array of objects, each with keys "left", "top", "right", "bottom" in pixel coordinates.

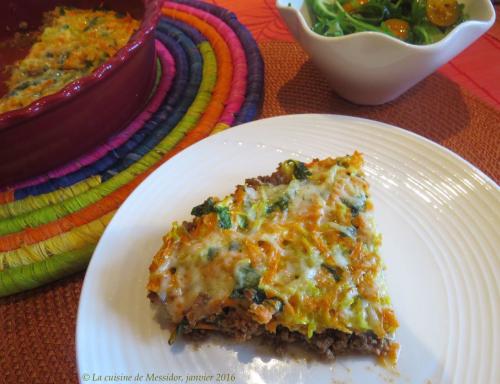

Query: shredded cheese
[{"left": 148, "top": 152, "right": 398, "bottom": 339}]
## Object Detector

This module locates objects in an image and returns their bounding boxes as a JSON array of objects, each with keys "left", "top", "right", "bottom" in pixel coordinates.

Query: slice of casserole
[{"left": 148, "top": 152, "right": 399, "bottom": 361}]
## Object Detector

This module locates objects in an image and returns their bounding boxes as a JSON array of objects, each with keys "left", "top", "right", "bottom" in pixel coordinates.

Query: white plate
[{"left": 77, "top": 114, "right": 499, "bottom": 384}]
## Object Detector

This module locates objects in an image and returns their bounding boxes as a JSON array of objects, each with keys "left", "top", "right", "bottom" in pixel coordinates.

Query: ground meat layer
[{"left": 174, "top": 307, "right": 390, "bottom": 360}]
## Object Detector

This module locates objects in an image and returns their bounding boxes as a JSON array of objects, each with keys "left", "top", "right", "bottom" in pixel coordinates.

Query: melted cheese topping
[
  {"left": 148, "top": 153, "right": 398, "bottom": 339},
  {"left": 0, "top": 7, "right": 139, "bottom": 114}
]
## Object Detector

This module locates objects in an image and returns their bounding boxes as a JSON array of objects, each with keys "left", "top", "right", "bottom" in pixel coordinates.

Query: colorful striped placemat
[{"left": 0, "top": 0, "right": 264, "bottom": 297}]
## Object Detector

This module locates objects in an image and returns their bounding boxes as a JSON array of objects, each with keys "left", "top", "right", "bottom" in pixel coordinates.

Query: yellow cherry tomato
[
  {"left": 426, "top": 0, "right": 460, "bottom": 27},
  {"left": 384, "top": 19, "right": 410, "bottom": 41},
  {"left": 342, "top": 0, "right": 369, "bottom": 13}
]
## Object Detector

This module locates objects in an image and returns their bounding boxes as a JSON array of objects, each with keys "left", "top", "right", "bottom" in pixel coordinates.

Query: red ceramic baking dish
[{"left": 0, "top": 0, "right": 160, "bottom": 187}]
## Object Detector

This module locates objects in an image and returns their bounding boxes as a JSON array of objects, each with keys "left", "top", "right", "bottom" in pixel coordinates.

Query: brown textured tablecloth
[{"left": 1, "top": 41, "right": 499, "bottom": 384}]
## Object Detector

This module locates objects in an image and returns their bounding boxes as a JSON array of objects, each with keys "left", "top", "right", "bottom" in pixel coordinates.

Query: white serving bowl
[{"left": 276, "top": 0, "right": 495, "bottom": 105}]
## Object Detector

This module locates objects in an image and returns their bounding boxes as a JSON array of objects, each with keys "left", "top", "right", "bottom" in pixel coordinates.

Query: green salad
[{"left": 306, "top": 0, "right": 467, "bottom": 45}]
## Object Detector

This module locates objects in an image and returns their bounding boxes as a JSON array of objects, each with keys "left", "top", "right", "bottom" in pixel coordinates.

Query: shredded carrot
[
  {"left": 261, "top": 245, "right": 280, "bottom": 284},
  {"left": 249, "top": 303, "right": 273, "bottom": 324},
  {"left": 265, "top": 320, "right": 278, "bottom": 333},
  {"left": 194, "top": 322, "right": 219, "bottom": 331}
]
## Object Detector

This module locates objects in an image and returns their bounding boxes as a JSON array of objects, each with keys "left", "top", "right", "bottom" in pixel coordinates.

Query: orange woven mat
[{"left": 1, "top": 41, "right": 499, "bottom": 384}]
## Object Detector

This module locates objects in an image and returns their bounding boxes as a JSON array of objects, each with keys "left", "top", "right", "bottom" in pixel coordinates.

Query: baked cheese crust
[
  {"left": 0, "top": 6, "right": 139, "bottom": 114},
  {"left": 148, "top": 152, "right": 398, "bottom": 360}
]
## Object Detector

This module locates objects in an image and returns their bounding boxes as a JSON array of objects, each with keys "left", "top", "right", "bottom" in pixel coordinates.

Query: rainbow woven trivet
[{"left": 0, "top": 0, "right": 264, "bottom": 297}]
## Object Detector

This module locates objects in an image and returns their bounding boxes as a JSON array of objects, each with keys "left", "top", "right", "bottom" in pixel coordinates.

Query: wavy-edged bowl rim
[
  {"left": 0, "top": 0, "right": 161, "bottom": 129},
  {"left": 276, "top": 0, "right": 496, "bottom": 51}
]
